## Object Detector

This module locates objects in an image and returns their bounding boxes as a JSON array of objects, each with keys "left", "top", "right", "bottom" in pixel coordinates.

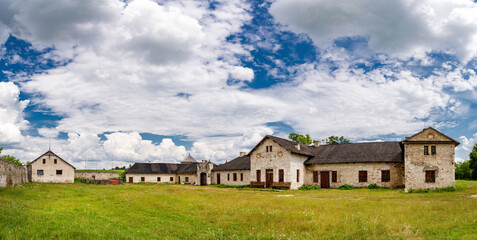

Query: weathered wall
[
  {"left": 30, "top": 153, "right": 75, "bottom": 183},
  {"left": 125, "top": 173, "right": 176, "bottom": 183},
  {"left": 177, "top": 173, "right": 197, "bottom": 184},
  {"left": 74, "top": 171, "right": 120, "bottom": 180},
  {"left": 211, "top": 170, "right": 250, "bottom": 185},
  {"left": 250, "top": 138, "right": 308, "bottom": 190},
  {"left": 196, "top": 161, "right": 214, "bottom": 185},
  {"left": 305, "top": 162, "right": 404, "bottom": 188},
  {"left": 0, "top": 159, "right": 29, "bottom": 187}
]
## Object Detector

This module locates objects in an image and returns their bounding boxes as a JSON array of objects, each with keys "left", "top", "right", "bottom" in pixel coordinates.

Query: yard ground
[{"left": 1, "top": 181, "right": 476, "bottom": 239}]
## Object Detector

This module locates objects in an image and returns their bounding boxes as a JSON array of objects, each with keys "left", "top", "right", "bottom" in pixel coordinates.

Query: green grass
[
  {"left": 75, "top": 169, "right": 124, "bottom": 173},
  {"left": 1, "top": 181, "right": 477, "bottom": 239}
]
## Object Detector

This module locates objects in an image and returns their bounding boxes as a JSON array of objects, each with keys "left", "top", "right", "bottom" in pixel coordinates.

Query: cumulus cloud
[
  {"left": 459, "top": 133, "right": 477, "bottom": 151},
  {"left": 270, "top": 0, "right": 477, "bottom": 61},
  {"left": 0, "top": 82, "right": 29, "bottom": 144}
]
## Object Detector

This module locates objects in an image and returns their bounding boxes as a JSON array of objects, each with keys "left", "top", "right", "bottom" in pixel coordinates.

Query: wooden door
[
  {"left": 200, "top": 173, "right": 207, "bottom": 186},
  {"left": 320, "top": 171, "right": 330, "bottom": 188},
  {"left": 266, "top": 169, "right": 273, "bottom": 188},
  {"left": 217, "top": 173, "right": 221, "bottom": 185},
  {"left": 128, "top": 177, "right": 133, "bottom": 183}
]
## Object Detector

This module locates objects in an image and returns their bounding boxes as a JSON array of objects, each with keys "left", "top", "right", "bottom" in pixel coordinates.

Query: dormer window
[{"left": 424, "top": 146, "right": 429, "bottom": 155}]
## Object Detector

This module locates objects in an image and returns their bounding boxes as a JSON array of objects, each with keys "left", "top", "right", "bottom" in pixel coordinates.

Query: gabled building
[
  {"left": 29, "top": 150, "right": 75, "bottom": 183},
  {"left": 211, "top": 152, "right": 250, "bottom": 185}
]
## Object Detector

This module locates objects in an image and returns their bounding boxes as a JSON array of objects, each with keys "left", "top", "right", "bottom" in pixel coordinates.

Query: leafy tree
[
  {"left": 0, "top": 147, "right": 22, "bottom": 166},
  {"left": 469, "top": 144, "right": 477, "bottom": 180},
  {"left": 288, "top": 133, "right": 314, "bottom": 145},
  {"left": 323, "top": 136, "right": 351, "bottom": 145},
  {"left": 455, "top": 160, "right": 472, "bottom": 180}
]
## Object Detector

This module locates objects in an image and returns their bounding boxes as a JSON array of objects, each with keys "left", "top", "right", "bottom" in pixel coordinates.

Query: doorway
[
  {"left": 128, "top": 177, "right": 133, "bottom": 183},
  {"left": 266, "top": 169, "right": 273, "bottom": 188},
  {"left": 217, "top": 173, "right": 221, "bottom": 185},
  {"left": 320, "top": 171, "right": 330, "bottom": 188},
  {"left": 200, "top": 172, "right": 207, "bottom": 186}
]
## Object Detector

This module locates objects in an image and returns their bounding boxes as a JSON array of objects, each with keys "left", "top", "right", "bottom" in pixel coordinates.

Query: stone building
[
  {"left": 29, "top": 150, "right": 75, "bottom": 183},
  {"left": 211, "top": 152, "right": 250, "bottom": 185},
  {"left": 74, "top": 171, "right": 121, "bottom": 180}
]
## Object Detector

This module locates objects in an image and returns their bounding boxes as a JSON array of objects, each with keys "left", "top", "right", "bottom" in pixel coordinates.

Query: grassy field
[{"left": 1, "top": 181, "right": 477, "bottom": 239}]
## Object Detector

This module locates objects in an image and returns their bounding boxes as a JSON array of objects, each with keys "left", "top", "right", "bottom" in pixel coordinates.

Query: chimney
[
  {"left": 295, "top": 144, "right": 301, "bottom": 150},
  {"left": 314, "top": 141, "right": 321, "bottom": 147},
  {"left": 240, "top": 152, "right": 246, "bottom": 157}
]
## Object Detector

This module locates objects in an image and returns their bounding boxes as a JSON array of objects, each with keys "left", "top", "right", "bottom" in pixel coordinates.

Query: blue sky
[{"left": 0, "top": 0, "right": 477, "bottom": 168}]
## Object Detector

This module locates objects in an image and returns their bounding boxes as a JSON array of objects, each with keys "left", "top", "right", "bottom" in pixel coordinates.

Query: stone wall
[
  {"left": 75, "top": 171, "right": 120, "bottom": 180},
  {"left": 0, "top": 159, "right": 29, "bottom": 187},
  {"left": 211, "top": 170, "right": 250, "bottom": 185},
  {"left": 177, "top": 173, "right": 197, "bottom": 185},
  {"left": 305, "top": 162, "right": 404, "bottom": 188}
]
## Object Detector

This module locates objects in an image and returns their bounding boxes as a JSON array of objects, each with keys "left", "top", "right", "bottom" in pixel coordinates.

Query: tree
[
  {"left": 323, "top": 136, "right": 351, "bottom": 145},
  {"left": 0, "top": 147, "right": 22, "bottom": 166},
  {"left": 455, "top": 160, "right": 472, "bottom": 180},
  {"left": 288, "top": 133, "right": 314, "bottom": 145},
  {"left": 469, "top": 144, "right": 477, "bottom": 180}
]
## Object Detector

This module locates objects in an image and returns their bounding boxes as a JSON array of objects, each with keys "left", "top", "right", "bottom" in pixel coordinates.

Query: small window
[
  {"left": 37, "top": 170, "right": 44, "bottom": 175},
  {"left": 54, "top": 159, "right": 57, "bottom": 164},
  {"left": 332, "top": 171, "right": 337, "bottom": 183},
  {"left": 141, "top": 177, "right": 145, "bottom": 182},
  {"left": 228, "top": 173, "right": 230, "bottom": 181},
  {"left": 266, "top": 146, "right": 269, "bottom": 152},
  {"left": 157, "top": 177, "right": 161, "bottom": 182},
  {"left": 269, "top": 145, "right": 272, "bottom": 152},
  {"left": 256, "top": 170, "right": 261, "bottom": 182},
  {"left": 359, "top": 171, "right": 367, "bottom": 182},
  {"left": 240, "top": 173, "right": 243, "bottom": 181},
  {"left": 279, "top": 169, "right": 284, "bottom": 182},
  {"left": 56, "top": 170, "right": 62, "bottom": 175},
  {"left": 425, "top": 170, "right": 435, "bottom": 183},
  {"left": 233, "top": 173, "right": 237, "bottom": 181},
  {"left": 297, "top": 169, "right": 300, "bottom": 182},
  {"left": 43, "top": 159, "right": 46, "bottom": 164},
  {"left": 185, "top": 177, "right": 189, "bottom": 182},
  {"left": 424, "top": 146, "right": 429, "bottom": 155},
  {"left": 312, "top": 171, "right": 318, "bottom": 183},
  {"left": 381, "top": 170, "right": 390, "bottom": 182},
  {"left": 431, "top": 146, "right": 436, "bottom": 155},
  {"left": 170, "top": 177, "right": 173, "bottom": 182}
]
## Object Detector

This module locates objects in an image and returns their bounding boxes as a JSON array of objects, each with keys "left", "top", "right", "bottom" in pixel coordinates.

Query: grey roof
[
  {"left": 305, "top": 142, "right": 403, "bottom": 165},
  {"left": 249, "top": 135, "right": 315, "bottom": 157},
  {"left": 181, "top": 153, "right": 197, "bottom": 163},
  {"left": 29, "top": 150, "right": 76, "bottom": 170},
  {"left": 125, "top": 162, "right": 198, "bottom": 174},
  {"left": 213, "top": 155, "right": 250, "bottom": 171}
]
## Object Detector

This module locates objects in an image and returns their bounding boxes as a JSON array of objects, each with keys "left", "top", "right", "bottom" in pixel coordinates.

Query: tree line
[{"left": 456, "top": 143, "right": 477, "bottom": 180}]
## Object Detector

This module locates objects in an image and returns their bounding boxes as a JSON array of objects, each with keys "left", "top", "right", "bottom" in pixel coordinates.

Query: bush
[
  {"left": 408, "top": 186, "right": 456, "bottom": 193},
  {"left": 367, "top": 183, "right": 379, "bottom": 189},
  {"left": 215, "top": 184, "right": 249, "bottom": 189},
  {"left": 298, "top": 185, "right": 319, "bottom": 190},
  {"left": 338, "top": 184, "right": 355, "bottom": 190}
]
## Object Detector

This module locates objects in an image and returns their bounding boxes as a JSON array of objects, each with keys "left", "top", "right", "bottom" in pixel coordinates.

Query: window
[
  {"left": 37, "top": 170, "right": 44, "bottom": 175},
  {"left": 279, "top": 169, "right": 284, "bottom": 182},
  {"left": 256, "top": 170, "right": 261, "bottom": 182},
  {"left": 185, "top": 177, "right": 189, "bottom": 182},
  {"left": 332, "top": 171, "right": 337, "bottom": 183},
  {"left": 233, "top": 173, "right": 237, "bottom": 181},
  {"left": 157, "top": 177, "right": 161, "bottom": 182},
  {"left": 228, "top": 173, "right": 230, "bottom": 181},
  {"left": 359, "top": 171, "right": 367, "bottom": 182},
  {"left": 54, "top": 159, "right": 57, "bottom": 164},
  {"left": 269, "top": 145, "right": 272, "bottom": 152},
  {"left": 381, "top": 170, "right": 390, "bottom": 182},
  {"left": 266, "top": 145, "right": 273, "bottom": 152},
  {"left": 425, "top": 170, "right": 436, "bottom": 183},
  {"left": 297, "top": 169, "right": 300, "bottom": 182},
  {"left": 424, "top": 146, "right": 429, "bottom": 155},
  {"left": 240, "top": 173, "right": 243, "bottom": 181},
  {"left": 313, "top": 171, "right": 318, "bottom": 183},
  {"left": 43, "top": 159, "right": 46, "bottom": 164},
  {"left": 56, "top": 170, "right": 62, "bottom": 175},
  {"left": 141, "top": 177, "right": 145, "bottom": 182},
  {"left": 170, "top": 177, "right": 173, "bottom": 182},
  {"left": 431, "top": 146, "right": 436, "bottom": 155}
]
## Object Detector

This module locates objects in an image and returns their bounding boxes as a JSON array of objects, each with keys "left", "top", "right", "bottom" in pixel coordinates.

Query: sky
[{"left": 1, "top": 0, "right": 477, "bottom": 169}]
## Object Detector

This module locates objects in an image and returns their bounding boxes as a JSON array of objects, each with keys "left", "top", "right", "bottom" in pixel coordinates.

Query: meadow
[{"left": 1, "top": 181, "right": 476, "bottom": 239}]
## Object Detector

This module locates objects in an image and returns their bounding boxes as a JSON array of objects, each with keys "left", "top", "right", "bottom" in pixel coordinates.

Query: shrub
[
  {"left": 338, "top": 184, "right": 355, "bottom": 190},
  {"left": 367, "top": 183, "right": 379, "bottom": 189},
  {"left": 298, "top": 185, "right": 319, "bottom": 190},
  {"left": 407, "top": 186, "right": 456, "bottom": 193},
  {"left": 215, "top": 184, "right": 249, "bottom": 189}
]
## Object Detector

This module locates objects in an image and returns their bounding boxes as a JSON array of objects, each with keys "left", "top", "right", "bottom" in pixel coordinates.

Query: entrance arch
[{"left": 200, "top": 172, "right": 207, "bottom": 186}]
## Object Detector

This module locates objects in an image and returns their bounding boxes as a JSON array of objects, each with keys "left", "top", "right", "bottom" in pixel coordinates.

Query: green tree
[
  {"left": 455, "top": 160, "right": 472, "bottom": 180},
  {"left": 288, "top": 133, "right": 314, "bottom": 145},
  {"left": 323, "top": 136, "right": 351, "bottom": 145},
  {"left": 0, "top": 147, "right": 22, "bottom": 166},
  {"left": 469, "top": 144, "right": 477, "bottom": 180}
]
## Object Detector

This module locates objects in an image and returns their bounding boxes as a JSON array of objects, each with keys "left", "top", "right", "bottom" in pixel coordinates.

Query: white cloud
[
  {"left": 0, "top": 82, "right": 29, "bottom": 144},
  {"left": 270, "top": 0, "right": 477, "bottom": 62},
  {"left": 458, "top": 133, "right": 477, "bottom": 151}
]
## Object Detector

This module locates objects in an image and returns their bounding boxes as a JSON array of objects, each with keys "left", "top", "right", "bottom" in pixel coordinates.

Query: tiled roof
[{"left": 213, "top": 155, "right": 250, "bottom": 171}]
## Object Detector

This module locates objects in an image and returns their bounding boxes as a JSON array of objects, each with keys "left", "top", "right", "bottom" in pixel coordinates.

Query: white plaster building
[{"left": 29, "top": 150, "right": 75, "bottom": 183}]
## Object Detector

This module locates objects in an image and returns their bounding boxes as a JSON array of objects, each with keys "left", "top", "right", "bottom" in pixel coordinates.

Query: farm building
[{"left": 29, "top": 150, "right": 75, "bottom": 183}]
